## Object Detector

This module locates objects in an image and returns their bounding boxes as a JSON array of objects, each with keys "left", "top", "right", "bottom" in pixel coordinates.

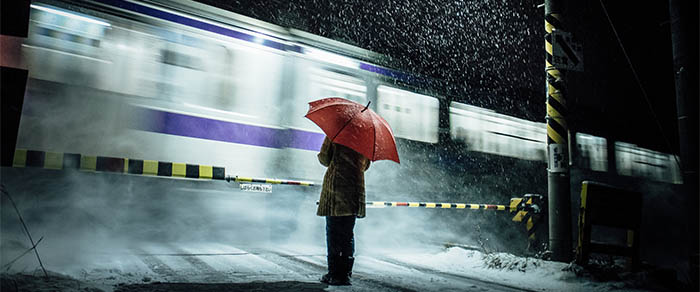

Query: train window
[
  {"left": 26, "top": 5, "right": 109, "bottom": 62},
  {"left": 173, "top": 40, "right": 284, "bottom": 124},
  {"left": 614, "top": 142, "right": 682, "bottom": 184},
  {"left": 34, "top": 26, "right": 101, "bottom": 47},
  {"left": 377, "top": 86, "right": 438, "bottom": 143},
  {"left": 29, "top": 4, "right": 108, "bottom": 44},
  {"left": 309, "top": 68, "right": 367, "bottom": 105},
  {"left": 449, "top": 101, "right": 546, "bottom": 161},
  {"left": 575, "top": 133, "right": 608, "bottom": 172},
  {"left": 160, "top": 49, "right": 202, "bottom": 70}
]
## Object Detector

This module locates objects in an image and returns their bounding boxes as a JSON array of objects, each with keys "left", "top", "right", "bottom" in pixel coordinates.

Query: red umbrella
[{"left": 305, "top": 97, "right": 400, "bottom": 163}]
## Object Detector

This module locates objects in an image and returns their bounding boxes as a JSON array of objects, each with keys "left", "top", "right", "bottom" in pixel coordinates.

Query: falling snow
[{"left": 195, "top": 0, "right": 544, "bottom": 121}]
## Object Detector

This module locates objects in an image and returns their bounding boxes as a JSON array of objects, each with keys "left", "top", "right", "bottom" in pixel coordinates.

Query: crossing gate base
[
  {"left": 576, "top": 181, "right": 642, "bottom": 270},
  {"left": 510, "top": 194, "right": 547, "bottom": 253}
]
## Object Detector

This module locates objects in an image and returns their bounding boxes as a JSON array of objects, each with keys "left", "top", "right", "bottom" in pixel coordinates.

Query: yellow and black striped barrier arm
[
  {"left": 367, "top": 201, "right": 512, "bottom": 210},
  {"left": 12, "top": 149, "right": 316, "bottom": 186},
  {"left": 12, "top": 149, "right": 225, "bottom": 180},
  {"left": 227, "top": 175, "right": 315, "bottom": 186},
  {"left": 545, "top": 13, "right": 568, "bottom": 150}
]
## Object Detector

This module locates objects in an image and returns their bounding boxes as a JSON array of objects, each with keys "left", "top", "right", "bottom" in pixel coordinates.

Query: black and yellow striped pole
[
  {"left": 545, "top": 0, "right": 572, "bottom": 262},
  {"left": 367, "top": 201, "right": 512, "bottom": 210}
]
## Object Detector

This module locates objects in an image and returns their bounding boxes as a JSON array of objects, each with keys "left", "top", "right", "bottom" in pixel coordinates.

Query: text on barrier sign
[{"left": 240, "top": 183, "right": 272, "bottom": 193}]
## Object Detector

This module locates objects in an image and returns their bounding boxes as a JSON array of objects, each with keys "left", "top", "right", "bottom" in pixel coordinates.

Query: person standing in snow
[{"left": 316, "top": 136, "right": 371, "bottom": 286}]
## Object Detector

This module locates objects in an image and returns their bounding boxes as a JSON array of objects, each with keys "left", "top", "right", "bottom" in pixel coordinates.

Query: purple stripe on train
[
  {"left": 130, "top": 107, "right": 325, "bottom": 151},
  {"left": 359, "top": 63, "right": 414, "bottom": 83},
  {"left": 285, "top": 129, "right": 326, "bottom": 151}
]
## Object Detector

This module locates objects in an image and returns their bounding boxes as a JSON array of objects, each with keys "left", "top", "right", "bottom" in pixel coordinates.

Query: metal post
[
  {"left": 1, "top": 0, "right": 31, "bottom": 167},
  {"left": 669, "top": 0, "right": 699, "bottom": 287},
  {"left": 544, "top": 0, "right": 572, "bottom": 262}
]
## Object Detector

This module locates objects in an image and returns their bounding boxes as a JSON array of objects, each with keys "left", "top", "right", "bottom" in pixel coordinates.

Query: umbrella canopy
[{"left": 305, "top": 97, "right": 400, "bottom": 163}]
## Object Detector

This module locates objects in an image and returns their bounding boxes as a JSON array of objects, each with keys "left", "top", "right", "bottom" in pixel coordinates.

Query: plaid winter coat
[{"left": 316, "top": 137, "right": 371, "bottom": 218}]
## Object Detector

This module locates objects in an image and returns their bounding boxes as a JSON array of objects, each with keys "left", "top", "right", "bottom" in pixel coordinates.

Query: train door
[
  {"left": 376, "top": 85, "right": 439, "bottom": 144},
  {"left": 283, "top": 62, "right": 368, "bottom": 182}
]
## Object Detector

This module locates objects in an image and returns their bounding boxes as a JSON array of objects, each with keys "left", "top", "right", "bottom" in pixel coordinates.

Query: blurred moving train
[{"left": 14, "top": 0, "right": 681, "bottom": 186}]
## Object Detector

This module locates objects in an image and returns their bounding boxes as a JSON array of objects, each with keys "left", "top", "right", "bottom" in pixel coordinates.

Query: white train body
[{"left": 15, "top": 0, "right": 681, "bottom": 185}]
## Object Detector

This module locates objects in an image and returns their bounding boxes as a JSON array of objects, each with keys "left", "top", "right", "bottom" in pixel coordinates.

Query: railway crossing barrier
[
  {"left": 12, "top": 148, "right": 545, "bottom": 251},
  {"left": 508, "top": 194, "right": 547, "bottom": 252},
  {"left": 359, "top": 195, "right": 546, "bottom": 251},
  {"left": 11, "top": 149, "right": 314, "bottom": 186},
  {"left": 12, "top": 149, "right": 227, "bottom": 179},
  {"left": 226, "top": 175, "right": 315, "bottom": 186}
]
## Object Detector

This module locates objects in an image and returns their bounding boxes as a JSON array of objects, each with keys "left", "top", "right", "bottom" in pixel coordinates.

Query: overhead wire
[{"left": 597, "top": 0, "right": 683, "bottom": 173}]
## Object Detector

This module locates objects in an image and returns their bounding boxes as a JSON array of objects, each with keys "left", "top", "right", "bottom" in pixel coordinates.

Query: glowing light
[
  {"left": 304, "top": 47, "right": 359, "bottom": 69},
  {"left": 30, "top": 4, "right": 111, "bottom": 27}
]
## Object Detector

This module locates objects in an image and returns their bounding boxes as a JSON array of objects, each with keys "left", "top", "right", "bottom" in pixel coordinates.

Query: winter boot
[
  {"left": 346, "top": 256, "right": 355, "bottom": 278},
  {"left": 328, "top": 256, "right": 350, "bottom": 286},
  {"left": 328, "top": 273, "right": 351, "bottom": 285},
  {"left": 320, "top": 256, "right": 337, "bottom": 284}
]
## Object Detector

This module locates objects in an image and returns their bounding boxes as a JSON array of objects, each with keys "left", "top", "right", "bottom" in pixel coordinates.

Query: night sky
[{"left": 195, "top": 0, "right": 693, "bottom": 154}]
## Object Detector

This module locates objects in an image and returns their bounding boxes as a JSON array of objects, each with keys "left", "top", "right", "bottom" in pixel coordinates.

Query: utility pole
[
  {"left": 668, "top": 0, "right": 699, "bottom": 288},
  {"left": 1, "top": 0, "right": 31, "bottom": 167},
  {"left": 544, "top": 0, "right": 572, "bottom": 262}
]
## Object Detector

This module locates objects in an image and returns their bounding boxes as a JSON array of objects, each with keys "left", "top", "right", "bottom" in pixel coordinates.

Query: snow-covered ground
[
  {"left": 0, "top": 242, "right": 678, "bottom": 292},
  {"left": 0, "top": 169, "right": 685, "bottom": 291},
  {"left": 378, "top": 246, "right": 669, "bottom": 292}
]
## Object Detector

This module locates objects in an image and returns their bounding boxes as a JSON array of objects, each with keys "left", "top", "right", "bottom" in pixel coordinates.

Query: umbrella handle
[{"left": 361, "top": 101, "right": 371, "bottom": 113}]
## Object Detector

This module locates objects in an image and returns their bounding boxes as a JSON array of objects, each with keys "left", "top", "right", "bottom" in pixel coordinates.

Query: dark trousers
[{"left": 325, "top": 216, "right": 356, "bottom": 258}]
